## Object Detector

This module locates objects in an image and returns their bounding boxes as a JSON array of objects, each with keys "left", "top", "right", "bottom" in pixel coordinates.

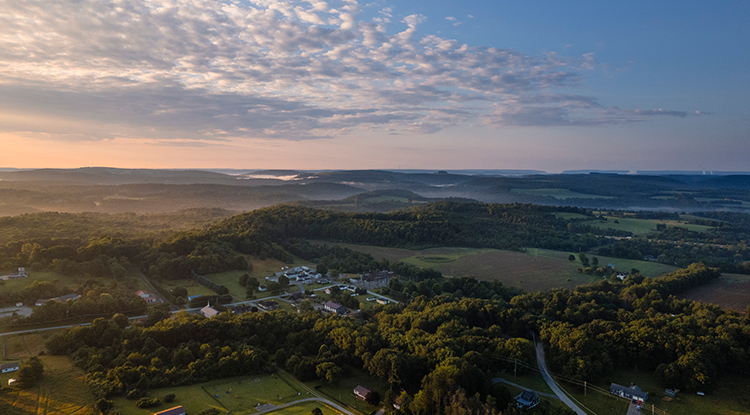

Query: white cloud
[{"left": 0, "top": 0, "right": 694, "bottom": 141}]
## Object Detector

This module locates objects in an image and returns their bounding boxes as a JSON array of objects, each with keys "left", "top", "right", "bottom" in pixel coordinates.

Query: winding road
[{"left": 533, "top": 334, "right": 588, "bottom": 415}]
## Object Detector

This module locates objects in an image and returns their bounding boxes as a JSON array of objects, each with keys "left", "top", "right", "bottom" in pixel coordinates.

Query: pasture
[
  {"left": 317, "top": 243, "right": 676, "bottom": 293},
  {"left": 583, "top": 215, "right": 714, "bottom": 235},
  {"left": 679, "top": 273, "right": 750, "bottom": 314},
  {"left": 113, "top": 372, "right": 308, "bottom": 415}
]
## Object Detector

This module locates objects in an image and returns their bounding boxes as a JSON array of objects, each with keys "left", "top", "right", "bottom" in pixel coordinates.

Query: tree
[
  {"left": 96, "top": 398, "right": 114, "bottom": 413},
  {"left": 365, "top": 391, "right": 381, "bottom": 406},
  {"left": 568, "top": 254, "right": 575, "bottom": 261},
  {"left": 279, "top": 275, "right": 290, "bottom": 287},
  {"left": 316, "top": 263, "right": 328, "bottom": 276},
  {"left": 267, "top": 281, "right": 282, "bottom": 295},
  {"left": 171, "top": 287, "right": 188, "bottom": 298},
  {"left": 592, "top": 256, "right": 599, "bottom": 266},
  {"left": 175, "top": 296, "right": 186, "bottom": 307},
  {"left": 239, "top": 273, "right": 250, "bottom": 287},
  {"left": 112, "top": 313, "right": 129, "bottom": 329},
  {"left": 311, "top": 408, "right": 323, "bottom": 415},
  {"left": 18, "top": 356, "right": 44, "bottom": 387},
  {"left": 164, "top": 393, "right": 176, "bottom": 403},
  {"left": 316, "top": 362, "right": 343, "bottom": 384}
]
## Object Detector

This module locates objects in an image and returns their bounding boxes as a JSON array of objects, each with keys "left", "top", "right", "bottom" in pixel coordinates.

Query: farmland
[
  {"left": 679, "top": 273, "right": 750, "bottom": 314},
  {"left": 584, "top": 214, "right": 715, "bottom": 235},
  {"left": 315, "top": 242, "right": 677, "bottom": 292}
]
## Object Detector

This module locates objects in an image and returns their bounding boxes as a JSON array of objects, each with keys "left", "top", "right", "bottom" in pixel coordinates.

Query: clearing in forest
[{"left": 679, "top": 273, "right": 750, "bottom": 313}]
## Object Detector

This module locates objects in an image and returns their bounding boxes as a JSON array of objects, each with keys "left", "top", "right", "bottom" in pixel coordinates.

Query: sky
[{"left": 0, "top": 0, "right": 748, "bottom": 172}]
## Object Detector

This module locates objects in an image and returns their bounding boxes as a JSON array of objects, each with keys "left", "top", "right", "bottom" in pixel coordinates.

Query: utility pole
[
  {"left": 514, "top": 359, "right": 517, "bottom": 380},
  {"left": 584, "top": 381, "right": 587, "bottom": 401}
]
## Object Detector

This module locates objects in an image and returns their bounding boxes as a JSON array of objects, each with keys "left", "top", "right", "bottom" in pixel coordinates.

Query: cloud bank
[{"left": 0, "top": 0, "right": 697, "bottom": 141}]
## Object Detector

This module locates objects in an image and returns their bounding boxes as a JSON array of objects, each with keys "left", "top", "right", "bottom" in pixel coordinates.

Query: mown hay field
[{"left": 679, "top": 273, "right": 750, "bottom": 314}]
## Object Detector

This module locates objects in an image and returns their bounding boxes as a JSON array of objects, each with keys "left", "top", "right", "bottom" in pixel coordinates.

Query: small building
[
  {"left": 610, "top": 383, "right": 648, "bottom": 402},
  {"left": 353, "top": 385, "right": 373, "bottom": 401},
  {"left": 664, "top": 389, "right": 679, "bottom": 398},
  {"left": 201, "top": 305, "right": 220, "bottom": 319},
  {"left": 154, "top": 406, "right": 186, "bottom": 415},
  {"left": 1, "top": 362, "right": 20, "bottom": 373},
  {"left": 55, "top": 293, "right": 81, "bottom": 303},
  {"left": 324, "top": 301, "right": 346, "bottom": 315},
  {"left": 135, "top": 290, "right": 158, "bottom": 303},
  {"left": 258, "top": 285, "right": 268, "bottom": 292},
  {"left": 8, "top": 378, "right": 17, "bottom": 386},
  {"left": 258, "top": 300, "right": 279, "bottom": 311},
  {"left": 515, "top": 390, "right": 540, "bottom": 409},
  {"left": 376, "top": 298, "right": 389, "bottom": 305},
  {"left": 187, "top": 295, "right": 202, "bottom": 301}
]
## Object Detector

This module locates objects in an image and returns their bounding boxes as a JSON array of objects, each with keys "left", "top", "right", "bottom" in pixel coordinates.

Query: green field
[
  {"left": 316, "top": 242, "right": 676, "bottom": 293},
  {"left": 583, "top": 216, "right": 715, "bottom": 235},
  {"left": 553, "top": 212, "right": 592, "bottom": 220},
  {"left": 0, "top": 332, "right": 96, "bottom": 415},
  {"left": 113, "top": 372, "right": 309, "bottom": 415},
  {"left": 0, "top": 270, "right": 79, "bottom": 291},
  {"left": 511, "top": 188, "right": 615, "bottom": 200},
  {"left": 532, "top": 248, "right": 678, "bottom": 278}
]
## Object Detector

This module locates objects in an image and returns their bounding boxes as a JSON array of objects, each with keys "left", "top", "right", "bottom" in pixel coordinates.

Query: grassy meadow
[
  {"left": 0, "top": 331, "right": 96, "bottom": 415},
  {"left": 315, "top": 242, "right": 677, "bottom": 293}
]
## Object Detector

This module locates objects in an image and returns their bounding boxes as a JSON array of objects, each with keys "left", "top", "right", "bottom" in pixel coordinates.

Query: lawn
[
  {"left": 113, "top": 372, "right": 308, "bottom": 415},
  {"left": 511, "top": 188, "right": 615, "bottom": 199},
  {"left": 0, "top": 270, "right": 74, "bottom": 291},
  {"left": 271, "top": 401, "right": 342, "bottom": 415},
  {"left": 558, "top": 368, "right": 750, "bottom": 415},
  {"left": 305, "top": 368, "right": 382, "bottom": 415}
]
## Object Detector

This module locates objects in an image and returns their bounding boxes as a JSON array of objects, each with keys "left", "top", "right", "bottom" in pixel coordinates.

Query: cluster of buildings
[
  {"left": 279, "top": 266, "right": 323, "bottom": 283},
  {"left": 6, "top": 267, "right": 28, "bottom": 279}
]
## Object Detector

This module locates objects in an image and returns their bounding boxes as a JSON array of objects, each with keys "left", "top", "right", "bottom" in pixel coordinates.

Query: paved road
[
  {"left": 491, "top": 377, "right": 559, "bottom": 400},
  {"left": 533, "top": 334, "right": 588, "bottom": 415}
]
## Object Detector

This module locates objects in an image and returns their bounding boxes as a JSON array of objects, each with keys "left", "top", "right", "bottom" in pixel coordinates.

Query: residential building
[
  {"left": 610, "top": 383, "right": 648, "bottom": 402},
  {"left": 324, "top": 301, "right": 346, "bottom": 315},
  {"left": 515, "top": 390, "right": 540, "bottom": 409},
  {"left": 353, "top": 385, "right": 373, "bottom": 401}
]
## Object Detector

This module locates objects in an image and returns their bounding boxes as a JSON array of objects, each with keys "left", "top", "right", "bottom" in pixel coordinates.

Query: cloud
[{"left": 0, "top": 0, "right": 696, "bottom": 141}]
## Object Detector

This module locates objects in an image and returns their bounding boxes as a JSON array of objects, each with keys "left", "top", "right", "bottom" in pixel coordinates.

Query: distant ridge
[
  {"left": 637, "top": 170, "right": 750, "bottom": 175},
  {"left": 561, "top": 170, "right": 630, "bottom": 175}
]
